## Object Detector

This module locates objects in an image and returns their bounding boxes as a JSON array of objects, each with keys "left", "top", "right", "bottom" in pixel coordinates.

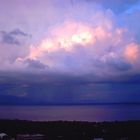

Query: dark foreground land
[{"left": 0, "top": 120, "right": 140, "bottom": 140}]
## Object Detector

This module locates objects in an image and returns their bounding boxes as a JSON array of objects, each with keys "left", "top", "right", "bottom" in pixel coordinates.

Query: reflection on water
[{"left": 0, "top": 104, "right": 140, "bottom": 122}]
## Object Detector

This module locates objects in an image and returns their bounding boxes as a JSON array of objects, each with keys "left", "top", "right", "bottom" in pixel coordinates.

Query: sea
[{"left": 0, "top": 104, "right": 140, "bottom": 122}]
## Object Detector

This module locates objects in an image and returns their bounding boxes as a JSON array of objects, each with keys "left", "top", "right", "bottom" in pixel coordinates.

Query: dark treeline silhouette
[{"left": 0, "top": 120, "right": 140, "bottom": 140}]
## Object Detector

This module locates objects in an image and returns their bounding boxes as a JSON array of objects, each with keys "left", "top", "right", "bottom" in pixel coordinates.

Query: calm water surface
[{"left": 0, "top": 105, "right": 140, "bottom": 122}]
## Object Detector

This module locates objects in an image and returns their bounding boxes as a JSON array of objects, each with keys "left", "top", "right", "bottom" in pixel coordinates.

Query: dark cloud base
[{"left": 0, "top": 71, "right": 140, "bottom": 105}]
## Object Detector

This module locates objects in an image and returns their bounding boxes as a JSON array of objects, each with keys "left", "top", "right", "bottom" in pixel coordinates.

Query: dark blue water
[{"left": 0, "top": 104, "right": 140, "bottom": 122}]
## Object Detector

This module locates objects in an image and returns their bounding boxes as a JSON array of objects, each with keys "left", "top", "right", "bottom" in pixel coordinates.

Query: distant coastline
[
  {"left": 0, "top": 119, "right": 140, "bottom": 139},
  {"left": 0, "top": 102, "right": 140, "bottom": 106}
]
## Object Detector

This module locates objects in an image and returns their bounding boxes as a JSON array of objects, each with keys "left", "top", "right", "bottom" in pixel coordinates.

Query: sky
[{"left": 0, "top": 0, "right": 140, "bottom": 105}]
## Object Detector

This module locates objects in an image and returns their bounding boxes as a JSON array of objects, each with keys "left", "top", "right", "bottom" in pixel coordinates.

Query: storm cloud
[{"left": 0, "top": 0, "right": 140, "bottom": 104}]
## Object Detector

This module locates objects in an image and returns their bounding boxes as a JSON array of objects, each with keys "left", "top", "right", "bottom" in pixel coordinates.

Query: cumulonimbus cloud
[{"left": 1, "top": 0, "right": 140, "bottom": 77}]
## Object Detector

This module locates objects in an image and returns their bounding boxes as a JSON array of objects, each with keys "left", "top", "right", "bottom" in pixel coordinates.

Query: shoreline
[{"left": 0, "top": 119, "right": 140, "bottom": 139}]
